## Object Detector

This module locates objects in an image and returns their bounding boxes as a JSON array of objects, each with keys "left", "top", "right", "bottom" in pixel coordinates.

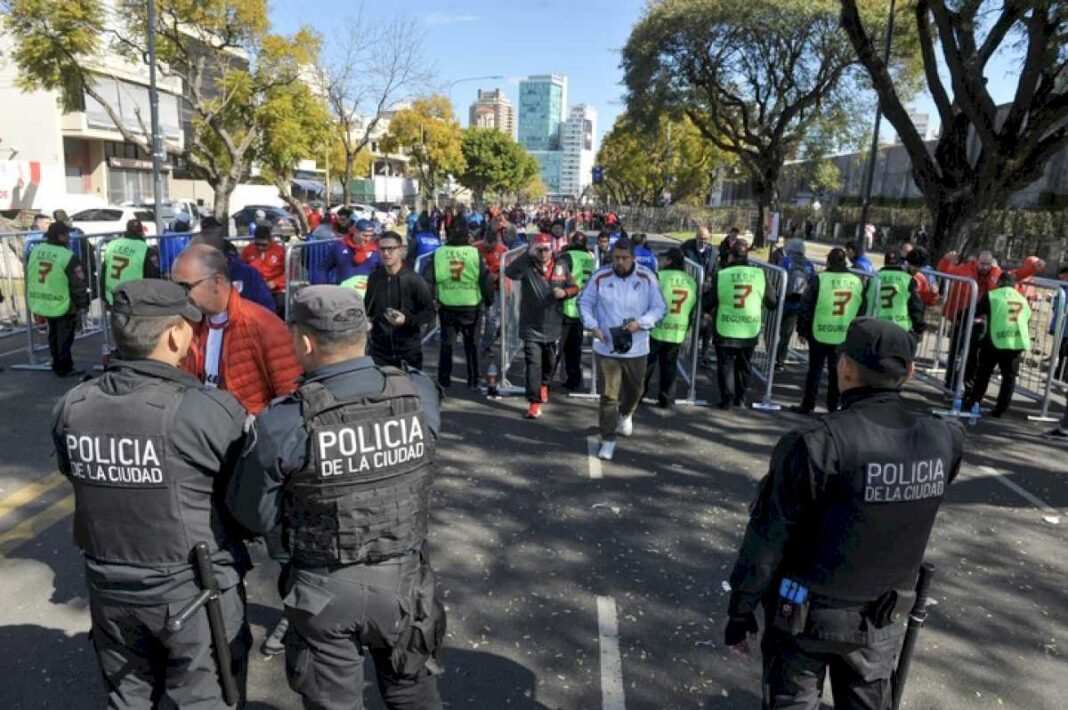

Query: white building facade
[{"left": 559, "top": 104, "right": 597, "bottom": 200}]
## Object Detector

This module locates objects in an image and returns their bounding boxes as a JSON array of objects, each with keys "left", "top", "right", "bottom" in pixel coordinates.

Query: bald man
[{"left": 173, "top": 244, "right": 301, "bottom": 415}]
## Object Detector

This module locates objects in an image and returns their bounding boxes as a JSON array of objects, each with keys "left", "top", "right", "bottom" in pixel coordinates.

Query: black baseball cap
[
  {"left": 112, "top": 280, "right": 202, "bottom": 321},
  {"left": 289, "top": 285, "right": 369, "bottom": 332},
  {"left": 842, "top": 317, "right": 912, "bottom": 379}
]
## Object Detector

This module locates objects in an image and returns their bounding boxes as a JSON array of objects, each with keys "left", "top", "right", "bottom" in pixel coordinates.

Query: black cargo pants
[{"left": 283, "top": 552, "right": 445, "bottom": 710}]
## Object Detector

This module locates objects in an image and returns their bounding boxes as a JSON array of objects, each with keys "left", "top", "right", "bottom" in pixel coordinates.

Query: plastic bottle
[
  {"left": 968, "top": 402, "right": 980, "bottom": 426},
  {"left": 951, "top": 396, "right": 962, "bottom": 414},
  {"left": 486, "top": 363, "right": 499, "bottom": 398}
]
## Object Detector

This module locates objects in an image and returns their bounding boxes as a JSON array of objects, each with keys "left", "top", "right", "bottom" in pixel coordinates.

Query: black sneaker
[
  {"left": 261, "top": 617, "right": 289, "bottom": 657},
  {"left": 1042, "top": 428, "right": 1068, "bottom": 441},
  {"left": 790, "top": 405, "right": 814, "bottom": 415}
]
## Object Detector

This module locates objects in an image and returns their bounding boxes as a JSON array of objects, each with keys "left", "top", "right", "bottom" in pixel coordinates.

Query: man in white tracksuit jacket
[{"left": 579, "top": 237, "right": 667, "bottom": 460}]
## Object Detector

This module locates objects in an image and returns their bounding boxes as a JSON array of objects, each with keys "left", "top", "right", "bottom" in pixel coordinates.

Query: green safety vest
[
  {"left": 715, "top": 265, "right": 765, "bottom": 340},
  {"left": 26, "top": 242, "right": 74, "bottom": 318},
  {"left": 987, "top": 286, "right": 1031, "bottom": 351},
  {"left": 562, "top": 250, "right": 596, "bottom": 319},
  {"left": 434, "top": 246, "right": 481, "bottom": 307},
  {"left": 340, "top": 274, "right": 369, "bottom": 297},
  {"left": 813, "top": 271, "right": 864, "bottom": 345},
  {"left": 869, "top": 268, "right": 914, "bottom": 332},
  {"left": 652, "top": 269, "right": 698, "bottom": 344},
  {"left": 103, "top": 237, "right": 149, "bottom": 304}
]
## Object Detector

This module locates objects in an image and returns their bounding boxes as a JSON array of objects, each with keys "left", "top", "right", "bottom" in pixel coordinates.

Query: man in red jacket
[
  {"left": 241, "top": 225, "right": 287, "bottom": 315},
  {"left": 174, "top": 244, "right": 301, "bottom": 414},
  {"left": 936, "top": 249, "right": 1044, "bottom": 391}
]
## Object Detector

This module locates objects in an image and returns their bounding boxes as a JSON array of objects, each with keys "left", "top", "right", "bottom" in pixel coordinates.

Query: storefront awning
[{"left": 292, "top": 178, "right": 325, "bottom": 194}]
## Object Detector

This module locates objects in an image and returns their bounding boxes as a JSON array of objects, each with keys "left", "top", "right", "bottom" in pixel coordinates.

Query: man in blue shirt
[{"left": 846, "top": 241, "right": 875, "bottom": 274}]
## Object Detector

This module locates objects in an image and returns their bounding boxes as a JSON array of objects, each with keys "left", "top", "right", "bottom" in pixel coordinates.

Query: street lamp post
[
  {"left": 147, "top": 0, "right": 164, "bottom": 235},
  {"left": 857, "top": 0, "right": 897, "bottom": 255}
]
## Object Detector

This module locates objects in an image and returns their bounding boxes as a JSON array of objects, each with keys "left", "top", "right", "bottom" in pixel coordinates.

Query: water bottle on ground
[{"left": 968, "top": 402, "right": 980, "bottom": 426}]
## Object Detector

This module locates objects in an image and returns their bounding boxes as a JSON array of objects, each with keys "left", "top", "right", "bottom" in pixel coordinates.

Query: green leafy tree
[
  {"left": 622, "top": 0, "right": 912, "bottom": 246},
  {"left": 840, "top": 0, "right": 1068, "bottom": 254},
  {"left": 459, "top": 128, "right": 536, "bottom": 207},
  {"left": 2, "top": 0, "right": 315, "bottom": 229},
  {"left": 381, "top": 95, "right": 465, "bottom": 202}
]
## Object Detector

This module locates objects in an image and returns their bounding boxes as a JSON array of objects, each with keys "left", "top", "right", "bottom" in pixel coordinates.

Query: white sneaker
[
  {"left": 615, "top": 414, "right": 633, "bottom": 437},
  {"left": 597, "top": 441, "right": 616, "bottom": 460}
]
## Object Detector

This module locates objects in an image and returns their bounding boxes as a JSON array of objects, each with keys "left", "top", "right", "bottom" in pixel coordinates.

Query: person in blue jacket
[
  {"left": 632, "top": 233, "right": 658, "bottom": 273},
  {"left": 312, "top": 218, "right": 381, "bottom": 285},
  {"left": 405, "top": 212, "right": 441, "bottom": 267},
  {"left": 846, "top": 240, "right": 875, "bottom": 274},
  {"left": 191, "top": 227, "right": 277, "bottom": 312}
]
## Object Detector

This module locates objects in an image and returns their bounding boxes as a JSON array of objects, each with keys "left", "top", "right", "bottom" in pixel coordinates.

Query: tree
[
  {"left": 840, "top": 0, "right": 1068, "bottom": 254},
  {"left": 622, "top": 0, "right": 907, "bottom": 246},
  {"left": 381, "top": 96, "right": 465, "bottom": 202},
  {"left": 596, "top": 112, "right": 729, "bottom": 206},
  {"left": 2, "top": 0, "right": 315, "bottom": 231},
  {"left": 257, "top": 57, "right": 334, "bottom": 233},
  {"left": 459, "top": 128, "right": 535, "bottom": 207},
  {"left": 319, "top": 12, "right": 432, "bottom": 206}
]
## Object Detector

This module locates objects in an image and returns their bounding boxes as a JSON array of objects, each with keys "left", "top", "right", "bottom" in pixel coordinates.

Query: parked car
[
  {"left": 122, "top": 199, "right": 203, "bottom": 233},
  {"left": 232, "top": 204, "right": 299, "bottom": 238},
  {"left": 70, "top": 206, "right": 158, "bottom": 236}
]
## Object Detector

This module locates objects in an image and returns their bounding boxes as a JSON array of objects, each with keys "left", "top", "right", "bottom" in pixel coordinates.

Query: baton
[
  {"left": 167, "top": 542, "right": 240, "bottom": 706},
  {"left": 892, "top": 562, "right": 935, "bottom": 710}
]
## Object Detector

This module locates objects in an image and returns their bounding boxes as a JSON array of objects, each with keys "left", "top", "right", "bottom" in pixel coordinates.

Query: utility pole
[
  {"left": 147, "top": 0, "right": 165, "bottom": 235},
  {"left": 857, "top": 0, "right": 897, "bottom": 256}
]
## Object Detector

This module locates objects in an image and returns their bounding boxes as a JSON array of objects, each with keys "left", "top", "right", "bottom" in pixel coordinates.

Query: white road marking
[
  {"left": 586, "top": 435, "right": 603, "bottom": 479},
  {"left": 596, "top": 595, "right": 625, "bottom": 710},
  {"left": 978, "top": 465, "right": 1067, "bottom": 518}
]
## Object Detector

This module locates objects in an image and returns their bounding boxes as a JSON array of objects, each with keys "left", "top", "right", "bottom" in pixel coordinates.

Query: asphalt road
[{"left": 0, "top": 288, "right": 1066, "bottom": 708}]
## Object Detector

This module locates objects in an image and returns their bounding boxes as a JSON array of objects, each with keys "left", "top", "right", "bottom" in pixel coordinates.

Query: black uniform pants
[
  {"left": 523, "top": 340, "right": 556, "bottom": 402},
  {"left": 761, "top": 624, "right": 903, "bottom": 710},
  {"left": 802, "top": 342, "right": 841, "bottom": 412},
  {"left": 558, "top": 317, "right": 585, "bottom": 389},
  {"left": 437, "top": 308, "right": 480, "bottom": 388},
  {"left": 644, "top": 339, "right": 682, "bottom": 404},
  {"left": 967, "top": 342, "right": 1022, "bottom": 415},
  {"left": 89, "top": 585, "right": 250, "bottom": 710},
  {"left": 372, "top": 337, "right": 424, "bottom": 372},
  {"left": 47, "top": 312, "right": 78, "bottom": 375},
  {"left": 283, "top": 555, "right": 444, "bottom": 710},
  {"left": 715, "top": 344, "right": 755, "bottom": 406},
  {"left": 1055, "top": 337, "right": 1068, "bottom": 382}
]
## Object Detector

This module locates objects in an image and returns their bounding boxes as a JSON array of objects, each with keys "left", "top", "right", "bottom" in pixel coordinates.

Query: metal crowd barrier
[
  {"left": 673, "top": 258, "right": 706, "bottom": 406},
  {"left": 0, "top": 231, "right": 40, "bottom": 340},
  {"left": 911, "top": 271, "right": 978, "bottom": 408},
  {"left": 496, "top": 246, "right": 527, "bottom": 396},
  {"left": 748, "top": 257, "right": 789, "bottom": 411},
  {"left": 283, "top": 237, "right": 342, "bottom": 321},
  {"left": 568, "top": 244, "right": 603, "bottom": 400},
  {"left": 413, "top": 251, "right": 438, "bottom": 346},
  {"left": 1015, "top": 277, "right": 1067, "bottom": 422}
]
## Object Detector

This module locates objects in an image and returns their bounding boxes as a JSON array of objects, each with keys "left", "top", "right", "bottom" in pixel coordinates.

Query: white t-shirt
[{"left": 203, "top": 312, "right": 228, "bottom": 389}]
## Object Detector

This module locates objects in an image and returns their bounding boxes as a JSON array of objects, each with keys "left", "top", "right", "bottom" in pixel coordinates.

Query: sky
[{"left": 270, "top": 0, "right": 1025, "bottom": 153}]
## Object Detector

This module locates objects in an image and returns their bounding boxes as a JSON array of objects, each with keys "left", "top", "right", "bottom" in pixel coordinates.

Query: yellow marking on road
[
  {"left": 0, "top": 471, "right": 67, "bottom": 520},
  {"left": 0, "top": 494, "right": 75, "bottom": 559}
]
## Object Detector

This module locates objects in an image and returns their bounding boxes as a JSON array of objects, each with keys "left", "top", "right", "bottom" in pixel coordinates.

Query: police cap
[
  {"left": 842, "top": 317, "right": 912, "bottom": 379},
  {"left": 290, "top": 285, "right": 370, "bottom": 332},
  {"left": 113, "top": 279, "right": 202, "bottom": 321}
]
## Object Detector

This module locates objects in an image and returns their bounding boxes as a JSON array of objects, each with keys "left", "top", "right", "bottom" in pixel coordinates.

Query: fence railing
[
  {"left": 1016, "top": 277, "right": 1067, "bottom": 422},
  {"left": 748, "top": 258, "right": 789, "bottom": 410},
  {"left": 497, "top": 246, "right": 527, "bottom": 396},
  {"left": 674, "top": 258, "right": 706, "bottom": 405}
]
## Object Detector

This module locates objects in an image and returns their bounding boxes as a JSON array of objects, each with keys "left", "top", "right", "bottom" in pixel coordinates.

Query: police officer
[
  {"left": 103, "top": 219, "right": 162, "bottom": 303},
  {"left": 424, "top": 221, "right": 493, "bottom": 389},
  {"left": 703, "top": 241, "right": 778, "bottom": 409},
  {"left": 51, "top": 279, "right": 251, "bottom": 708},
  {"left": 558, "top": 233, "right": 597, "bottom": 390},
  {"left": 228, "top": 285, "right": 445, "bottom": 709},
  {"left": 724, "top": 318, "right": 964, "bottom": 708},
  {"left": 26, "top": 221, "right": 91, "bottom": 377},
  {"left": 644, "top": 247, "right": 697, "bottom": 408},
  {"left": 964, "top": 272, "right": 1032, "bottom": 418},
  {"left": 795, "top": 248, "right": 866, "bottom": 415},
  {"left": 868, "top": 249, "right": 924, "bottom": 344}
]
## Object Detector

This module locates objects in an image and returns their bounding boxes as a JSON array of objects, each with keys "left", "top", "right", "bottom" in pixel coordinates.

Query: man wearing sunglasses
[
  {"left": 364, "top": 231, "right": 436, "bottom": 369},
  {"left": 173, "top": 243, "right": 301, "bottom": 415}
]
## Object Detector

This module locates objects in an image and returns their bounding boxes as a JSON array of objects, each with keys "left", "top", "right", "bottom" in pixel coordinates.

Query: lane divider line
[
  {"left": 0, "top": 471, "right": 66, "bottom": 520},
  {"left": 0, "top": 493, "right": 75, "bottom": 559},
  {"left": 586, "top": 436, "right": 604, "bottom": 479},
  {"left": 596, "top": 595, "right": 625, "bottom": 710},
  {"left": 978, "top": 465, "right": 1066, "bottom": 518}
]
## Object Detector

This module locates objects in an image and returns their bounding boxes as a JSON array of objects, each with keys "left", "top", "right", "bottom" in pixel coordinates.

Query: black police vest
[
  {"left": 285, "top": 367, "right": 433, "bottom": 566},
  {"left": 56, "top": 380, "right": 229, "bottom": 565},
  {"left": 786, "top": 398, "right": 960, "bottom": 603}
]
